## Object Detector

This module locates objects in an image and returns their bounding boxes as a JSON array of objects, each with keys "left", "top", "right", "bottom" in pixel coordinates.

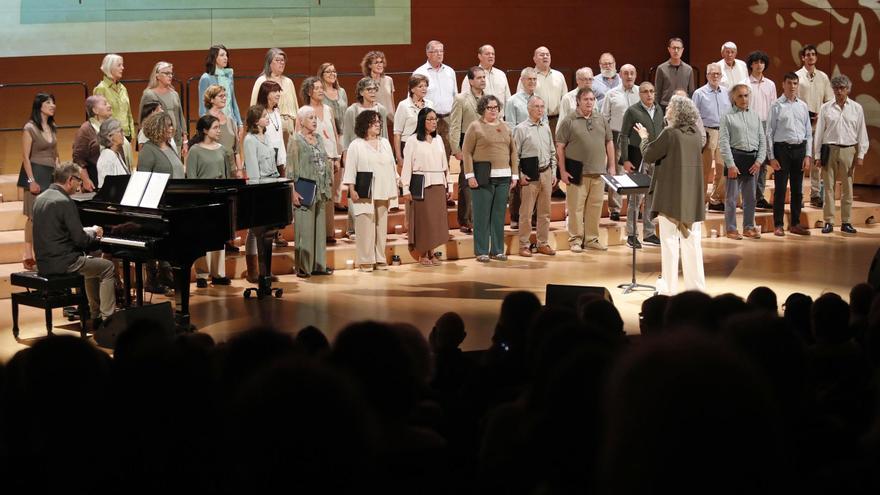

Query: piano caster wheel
[{"left": 273, "top": 288, "right": 283, "bottom": 298}]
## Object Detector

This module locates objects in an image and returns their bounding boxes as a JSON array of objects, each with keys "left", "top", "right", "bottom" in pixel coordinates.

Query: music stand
[{"left": 601, "top": 173, "right": 655, "bottom": 294}]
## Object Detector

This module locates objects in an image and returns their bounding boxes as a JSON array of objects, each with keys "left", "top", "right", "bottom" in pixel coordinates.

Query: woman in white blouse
[
  {"left": 255, "top": 80, "right": 289, "bottom": 247},
  {"left": 96, "top": 118, "right": 130, "bottom": 187},
  {"left": 343, "top": 110, "right": 399, "bottom": 272},
  {"left": 400, "top": 108, "right": 450, "bottom": 266},
  {"left": 300, "top": 76, "right": 342, "bottom": 244},
  {"left": 250, "top": 48, "right": 298, "bottom": 136},
  {"left": 393, "top": 74, "right": 432, "bottom": 164}
]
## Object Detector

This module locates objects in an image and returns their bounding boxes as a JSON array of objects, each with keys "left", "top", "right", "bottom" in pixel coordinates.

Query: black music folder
[
  {"left": 731, "top": 149, "right": 758, "bottom": 175},
  {"left": 409, "top": 173, "right": 425, "bottom": 200},
  {"left": 519, "top": 156, "right": 540, "bottom": 181},
  {"left": 17, "top": 163, "right": 54, "bottom": 189},
  {"left": 354, "top": 171, "right": 372, "bottom": 198},
  {"left": 294, "top": 178, "right": 317, "bottom": 207},
  {"left": 473, "top": 161, "right": 492, "bottom": 187},
  {"left": 564, "top": 158, "right": 583, "bottom": 185},
  {"left": 601, "top": 173, "right": 652, "bottom": 194}
]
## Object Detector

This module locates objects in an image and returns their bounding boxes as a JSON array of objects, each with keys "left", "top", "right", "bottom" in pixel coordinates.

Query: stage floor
[{"left": 2, "top": 218, "right": 877, "bottom": 360}]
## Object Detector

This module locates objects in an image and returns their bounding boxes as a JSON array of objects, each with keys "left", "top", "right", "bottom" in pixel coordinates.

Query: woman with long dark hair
[
  {"left": 198, "top": 44, "right": 242, "bottom": 129},
  {"left": 400, "top": 108, "right": 450, "bottom": 266},
  {"left": 186, "top": 114, "right": 232, "bottom": 288},
  {"left": 19, "top": 92, "right": 60, "bottom": 271}
]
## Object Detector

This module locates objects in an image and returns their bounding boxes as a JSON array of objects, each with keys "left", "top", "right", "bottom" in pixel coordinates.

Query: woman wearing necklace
[
  {"left": 361, "top": 51, "right": 395, "bottom": 131},
  {"left": 300, "top": 77, "right": 343, "bottom": 245},
  {"left": 96, "top": 118, "right": 130, "bottom": 187},
  {"left": 251, "top": 48, "right": 298, "bottom": 137},
  {"left": 400, "top": 108, "right": 451, "bottom": 266},
  {"left": 256, "top": 80, "right": 289, "bottom": 247},
  {"left": 19, "top": 92, "right": 61, "bottom": 271},
  {"left": 242, "top": 105, "right": 281, "bottom": 283},
  {"left": 318, "top": 62, "right": 348, "bottom": 137},
  {"left": 198, "top": 44, "right": 243, "bottom": 132},
  {"left": 186, "top": 115, "right": 233, "bottom": 288},
  {"left": 393, "top": 75, "right": 433, "bottom": 165},
  {"left": 462, "top": 95, "right": 518, "bottom": 262},
  {"left": 343, "top": 110, "right": 399, "bottom": 272},
  {"left": 140, "top": 61, "right": 187, "bottom": 155},
  {"left": 286, "top": 106, "right": 335, "bottom": 278},
  {"left": 204, "top": 84, "right": 244, "bottom": 177},
  {"left": 138, "top": 112, "right": 185, "bottom": 178}
]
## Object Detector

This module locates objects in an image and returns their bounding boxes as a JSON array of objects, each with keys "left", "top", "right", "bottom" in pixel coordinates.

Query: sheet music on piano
[{"left": 120, "top": 171, "right": 170, "bottom": 208}]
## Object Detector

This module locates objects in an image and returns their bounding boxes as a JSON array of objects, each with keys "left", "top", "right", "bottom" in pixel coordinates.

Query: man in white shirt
[
  {"left": 796, "top": 44, "right": 834, "bottom": 208},
  {"left": 814, "top": 75, "right": 869, "bottom": 235},
  {"left": 693, "top": 63, "right": 731, "bottom": 212},
  {"left": 518, "top": 46, "right": 568, "bottom": 136},
  {"left": 600, "top": 64, "right": 639, "bottom": 220},
  {"left": 414, "top": 40, "right": 457, "bottom": 116},
  {"left": 593, "top": 52, "right": 621, "bottom": 108},
  {"left": 558, "top": 67, "right": 594, "bottom": 129},
  {"left": 717, "top": 41, "right": 748, "bottom": 87},
  {"left": 743, "top": 50, "right": 777, "bottom": 210},
  {"left": 461, "top": 44, "right": 511, "bottom": 107}
]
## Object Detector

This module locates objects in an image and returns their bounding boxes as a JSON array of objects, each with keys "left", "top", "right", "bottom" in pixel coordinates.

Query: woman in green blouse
[
  {"left": 93, "top": 53, "right": 135, "bottom": 140},
  {"left": 286, "top": 106, "right": 334, "bottom": 277},
  {"left": 186, "top": 115, "right": 232, "bottom": 287}
]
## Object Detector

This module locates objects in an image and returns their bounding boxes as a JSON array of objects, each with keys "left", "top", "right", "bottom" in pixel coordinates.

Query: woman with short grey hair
[
  {"left": 96, "top": 118, "right": 130, "bottom": 187},
  {"left": 93, "top": 53, "right": 135, "bottom": 140}
]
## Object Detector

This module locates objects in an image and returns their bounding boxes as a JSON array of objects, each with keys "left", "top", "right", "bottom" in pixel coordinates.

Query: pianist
[{"left": 33, "top": 162, "right": 116, "bottom": 327}]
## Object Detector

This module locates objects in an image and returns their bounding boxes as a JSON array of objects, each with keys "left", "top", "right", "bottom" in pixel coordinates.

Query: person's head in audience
[
  {"left": 493, "top": 290, "right": 541, "bottom": 351},
  {"left": 391, "top": 323, "right": 433, "bottom": 386},
  {"left": 783, "top": 292, "right": 813, "bottom": 344},
  {"left": 747, "top": 286, "right": 778, "bottom": 314},
  {"left": 295, "top": 325, "right": 330, "bottom": 356},
  {"left": 601, "top": 332, "right": 785, "bottom": 494},
  {"left": 640, "top": 295, "right": 669, "bottom": 336},
  {"left": 430, "top": 312, "right": 466, "bottom": 353},
  {"left": 711, "top": 293, "right": 749, "bottom": 327},
  {"left": 811, "top": 292, "right": 851, "bottom": 344},
  {"left": 850, "top": 283, "right": 875, "bottom": 323},
  {"left": 578, "top": 296, "right": 625, "bottom": 341},
  {"left": 665, "top": 291, "right": 714, "bottom": 332},
  {"left": 217, "top": 326, "right": 297, "bottom": 394}
]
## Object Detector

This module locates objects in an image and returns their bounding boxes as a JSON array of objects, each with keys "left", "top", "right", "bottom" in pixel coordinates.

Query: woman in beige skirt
[{"left": 400, "top": 108, "right": 450, "bottom": 266}]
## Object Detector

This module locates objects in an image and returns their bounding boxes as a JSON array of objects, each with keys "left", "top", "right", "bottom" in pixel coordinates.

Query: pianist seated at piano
[
  {"left": 137, "top": 112, "right": 184, "bottom": 178},
  {"left": 186, "top": 115, "right": 233, "bottom": 287},
  {"left": 96, "top": 118, "right": 131, "bottom": 188},
  {"left": 286, "top": 106, "right": 334, "bottom": 278},
  {"left": 33, "top": 162, "right": 115, "bottom": 329}
]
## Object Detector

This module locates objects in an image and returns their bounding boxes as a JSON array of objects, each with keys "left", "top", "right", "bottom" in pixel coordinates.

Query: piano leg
[
  {"left": 122, "top": 260, "right": 132, "bottom": 308},
  {"left": 172, "top": 261, "right": 196, "bottom": 332},
  {"left": 135, "top": 261, "right": 144, "bottom": 306}
]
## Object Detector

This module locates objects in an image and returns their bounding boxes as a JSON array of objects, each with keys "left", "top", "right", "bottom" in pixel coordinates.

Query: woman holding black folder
[
  {"left": 343, "top": 110, "right": 399, "bottom": 272},
  {"left": 286, "top": 106, "right": 334, "bottom": 277},
  {"left": 400, "top": 108, "right": 451, "bottom": 266},
  {"left": 462, "top": 95, "right": 518, "bottom": 262}
]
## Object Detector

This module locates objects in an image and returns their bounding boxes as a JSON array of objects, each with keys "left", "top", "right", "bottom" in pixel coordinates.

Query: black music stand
[{"left": 601, "top": 173, "right": 655, "bottom": 294}]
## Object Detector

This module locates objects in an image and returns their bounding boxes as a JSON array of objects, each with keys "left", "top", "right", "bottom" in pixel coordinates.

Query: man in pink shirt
[{"left": 743, "top": 51, "right": 777, "bottom": 210}]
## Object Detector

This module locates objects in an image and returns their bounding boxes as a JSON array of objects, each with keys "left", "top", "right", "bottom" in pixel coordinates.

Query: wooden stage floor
[{"left": 2, "top": 217, "right": 877, "bottom": 361}]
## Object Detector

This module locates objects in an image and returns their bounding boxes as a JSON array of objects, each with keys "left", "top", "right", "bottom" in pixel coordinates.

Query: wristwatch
[{"left": 26, "top": 178, "right": 34, "bottom": 184}]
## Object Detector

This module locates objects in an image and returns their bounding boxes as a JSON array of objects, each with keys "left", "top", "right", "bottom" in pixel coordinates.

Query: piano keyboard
[{"left": 101, "top": 236, "right": 148, "bottom": 248}]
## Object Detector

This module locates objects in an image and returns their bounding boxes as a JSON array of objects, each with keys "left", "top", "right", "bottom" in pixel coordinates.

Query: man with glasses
[
  {"left": 33, "top": 162, "right": 115, "bottom": 329},
  {"left": 558, "top": 67, "right": 594, "bottom": 129},
  {"left": 601, "top": 64, "right": 640, "bottom": 221},
  {"left": 506, "top": 67, "right": 546, "bottom": 229},
  {"left": 514, "top": 96, "right": 557, "bottom": 257},
  {"left": 451, "top": 66, "right": 487, "bottom": 233},
  {"left": 796, "top": 44, "right": 834, "bottom": 208},
  {"left": 556, "top": 87, "right": 615, "bottom": 252},
  {"left": 693, "top": 63, "right": 732, "bottom": 212},
  {"left": 414, "top": 40, "right": 457, "bottom": 126},
  {"left": 814, "top": 75, "right": 869, "bottom": 235},
  {"left": 461, "top": 45, "right": 511, "bottom": 106},
  {"left": 619, "top": 82, "right": 665, "bottom": 248},
  {"left": 593, "top": 53, "right": 621, "bottom": 108},
  {"left": 654, "top": 37, "right": 695, "bottom": 111}
]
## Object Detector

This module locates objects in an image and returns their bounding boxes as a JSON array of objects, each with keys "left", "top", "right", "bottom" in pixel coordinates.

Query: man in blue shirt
[
  {"left": 766, "top": 72, "right": 812, "bottom": 236},
  {"left": 692, "top": 63, "right": 730, "bottom": 212}
]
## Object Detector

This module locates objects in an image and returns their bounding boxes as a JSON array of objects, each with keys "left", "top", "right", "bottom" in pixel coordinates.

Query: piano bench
[{"left": 10, "top": 272, "right": 91, "bottom": 340}]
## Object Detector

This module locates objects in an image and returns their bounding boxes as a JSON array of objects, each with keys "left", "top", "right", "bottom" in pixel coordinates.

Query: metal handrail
[{"left": 0, "top": 80, "right": 91, "bottom": 132}]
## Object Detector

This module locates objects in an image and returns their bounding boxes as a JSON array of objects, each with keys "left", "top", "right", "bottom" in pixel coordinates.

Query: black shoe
[
  {"left": 212, "top": 276, "right": 231, "bottom": 286},
  {"left": 609, "top": 211, "right": 621, "bottom": 221},
  {"left": 707, "top": 202, "right": 725, "bottom": 212},
  {"left": 821, "top": 223, "right": 833, "bottom": 234},
  {"left": 810, "top": 197, "right": 824, "bottom": 208},
  {"left": 510, "top": 221, "right": 519, "bottom": 230},
  {"left": 643, "top": 234, "right": 661, "bottom": 246},
  {"left": 196, "top": 279, "right": 208, "bottom": 288},
  {"left": 626, "top": 235, "right": 642, "bottom": 249},
  {"left": 755, "top": 198, "right": 773, "bottom": 210},
  {"left": 312, "top": 267, "right": 334, "bottom": 275},
  {"left": 334, "top": 204, "right": 348, "bottom": 212},
  {"left": 841, "top": 223, "right": 857, "bottom": 234},
  {"left": 224, "top": 242, "right": 239, "bottom": 254},
  {"left": 551, "top": 188, "right": 566, "bottom": 199},
  {"left": 296, "top": 270, "right": 311, "bottom": 278},
  {"left": 326, "top": 237, "right": 337, "bottom": 245}
]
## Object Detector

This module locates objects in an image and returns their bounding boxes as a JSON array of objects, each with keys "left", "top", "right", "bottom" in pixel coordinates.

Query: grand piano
[{"left": 77, "top": 176, "right": 292, "bottom": 330}]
